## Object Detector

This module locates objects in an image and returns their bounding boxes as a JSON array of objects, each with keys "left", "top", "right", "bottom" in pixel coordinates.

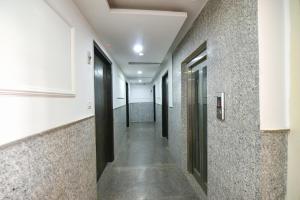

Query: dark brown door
[
  {"left": 153, "top": 85, "right": 156, "bottom": 122},
  {"left": 104, "top": 63, "right": 114, "bottom": 163},
  {"left": 162, "top": 73, "right": 168, "bottom": 139},
  {"left": 94, "top": 42, "right": 114, "bottom": 180},
  {"left": 126, "top": 82, "right": 129, "bottom": 127},
  {"left": 190, "top": 66, "right": 207, "bottom": 193}
]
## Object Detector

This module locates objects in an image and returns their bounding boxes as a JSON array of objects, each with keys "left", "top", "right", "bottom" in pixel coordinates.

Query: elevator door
[{"left": 191, "top": 65, "right": 207, "bottom": 193}]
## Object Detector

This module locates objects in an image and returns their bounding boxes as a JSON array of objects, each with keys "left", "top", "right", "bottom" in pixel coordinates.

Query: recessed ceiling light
[
  {"left": 138, "top": 80, "right": 142, "bottom": 83},
  {"left": 133, "top": 44, "right": 143, "bottom": 53},
  {"left": 137, "top": 71, "right": 143, "bottom": 74},
  {"left": 139, "top": 52, "right": 144, "bottom": 56}
]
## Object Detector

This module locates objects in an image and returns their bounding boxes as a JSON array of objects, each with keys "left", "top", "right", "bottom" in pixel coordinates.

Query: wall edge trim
[{"left": 261, "top": 129, "right": 290, "bottom": 134}]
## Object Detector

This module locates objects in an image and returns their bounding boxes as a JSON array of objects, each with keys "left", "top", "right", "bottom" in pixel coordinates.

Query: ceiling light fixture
[
  {"left": 137, "top": 71, "right": 143, "bottom": 74},
  {"left": 133, "top": 44, "right": 143, "bottom": 53},
  {"left": 139, "top": 52, "right": 144, "bottom": 56},
  {"left": 138, "top": 80, "right": 142, "bottom": 83}
]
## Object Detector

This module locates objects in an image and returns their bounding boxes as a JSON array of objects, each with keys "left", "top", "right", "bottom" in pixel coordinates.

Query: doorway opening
[
  {"left": 126, "top": 82, "right": 130, "bottom": 127},
  {"left": 162, "top": 72, "right": 169, "bottom": 139},
  {"left": 93, "top": 41, "right": 114, "bottom": 181},
  {"left": 184, "top": 42, "right": 208, "bottom": 193},
  {"left": 153, "top": 85, "right": 156, "bottom": 122}
]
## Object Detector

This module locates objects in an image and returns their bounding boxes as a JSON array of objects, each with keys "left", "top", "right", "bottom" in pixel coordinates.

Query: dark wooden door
[
  {"left": 153, "top": 85, "right": 156, "bottom": 122},
  {"left": 162, "top": 73, "right": 169, "bottom": 139},
  {"left": 126, "top": 82, "right": 129, "bottom": 127},
  {"left": 104, "top": 63, "right": 114, "bottom": 163},
  {"left": 191, "top": 66, "right": 207, "bottom": 193},
  {"left": 94, "top": 43, "right": 114, "bottom": 181}
]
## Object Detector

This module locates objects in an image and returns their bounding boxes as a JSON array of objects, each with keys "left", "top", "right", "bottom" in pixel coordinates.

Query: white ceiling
[
  {"left": 73, "top": 0, "right": 207, "bottom": 83},
  {"left": 107, "top": 0, "right": 208, "bottom": 51}
]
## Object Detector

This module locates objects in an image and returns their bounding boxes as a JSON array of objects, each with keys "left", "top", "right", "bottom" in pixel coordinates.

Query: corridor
[
  {"left": 0, "top": 0, "right": 299, "bottom": 199},
  {"left": 97, "top": 123, "right": 200, "bottom": 200}
]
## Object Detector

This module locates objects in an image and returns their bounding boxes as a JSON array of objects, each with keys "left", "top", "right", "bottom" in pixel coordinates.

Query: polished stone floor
[{"left": 97, "top": 123, "right": 200, "bottom": 200}]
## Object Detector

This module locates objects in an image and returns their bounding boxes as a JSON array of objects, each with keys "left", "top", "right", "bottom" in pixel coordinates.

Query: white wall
[
  {"left": 113, "top": 65, "right": 126, "bottom": 109},
  {"left": 259, "top": 0, "right": 300, "bottom": 198},
  {"left": 129, "top": 84, "right": 153, "bottom": 103},
  {"left": 287, "top": 0, "right": 300, "bottom": 199},
  {"left": 0, "top": 0, "right": 74, "bottom": 95},
  {"left": 153, "top": 54, "right": 173, "bottom": 106},
  {"left": 0, "top": 0, "right": 126, "bottom": 146},
  {"left": 258, "top": 0, "right": 290, "bottom": 130}
]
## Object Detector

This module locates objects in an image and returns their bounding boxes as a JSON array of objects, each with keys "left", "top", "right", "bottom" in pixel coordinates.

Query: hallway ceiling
[{"left": 73, "top": 0, "right": 207, "bottom": 83}]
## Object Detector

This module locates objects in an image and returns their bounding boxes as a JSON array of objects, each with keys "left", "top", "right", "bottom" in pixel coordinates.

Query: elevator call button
[{"left": 216, "top": 93, "right": 225, "bottom": 121}]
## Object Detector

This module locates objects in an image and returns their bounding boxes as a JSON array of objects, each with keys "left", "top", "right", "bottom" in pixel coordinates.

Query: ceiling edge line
[{"left": 109, "top": 8, "right": 187, "bottom": 18}]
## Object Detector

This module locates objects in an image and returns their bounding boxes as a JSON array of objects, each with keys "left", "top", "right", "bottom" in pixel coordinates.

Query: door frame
[
  {"left": 162, "top": 72, "right": 169, "bottom": 139},
  {"left": 93, "top": 41, "right": 114, "bottom": 180},
  {"left": 182, "top": 41, "right": 207, "bottom": 193}
]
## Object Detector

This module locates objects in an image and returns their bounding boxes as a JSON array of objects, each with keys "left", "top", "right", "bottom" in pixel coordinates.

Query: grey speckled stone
[
  {"left": 169, "top": 103, "right": 183, "bottom": 169},
  {"left": 130, "top": 102, "right": 154, "bottom": 123},
  {"left": 0, "top": 117, "right": 97, "bottom": 200},
  {"left": 0, "top": 143, "right": 31, "bottom": 200},
  {"left": 155, "top": 103, "right": 182, "bottom": 168},
  {"left": 114, "top": 106, "right": 128, "bottom": 157},
  {"left": 260, "top": 131, "right": 288, "bottom": 200},
  {"left": 155, "top": 104, "right": 162, "bottom": 137},
  {"left": 172, "top": 0, "right": 261, "bottom": 199}
]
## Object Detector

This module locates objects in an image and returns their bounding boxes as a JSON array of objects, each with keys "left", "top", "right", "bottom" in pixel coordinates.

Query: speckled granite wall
[
  {"left": 168, "top": 106, "right": 183, "bottom": 167},
  {"left": 260, "top": 131, "right": 288, "bottom": 200},
  {"left": 0, "top": 117, "right": 97, "bottom": 200},
  {"left": 130, "top": 103, "right": 154, "bottom": 123},
  {"left": 155, "top": 104, "right": 162, "bottom": 137},
  {"left": 155, "top": 103, "right": 182, "bottom": 167},
  {"left": 172, "top": 0, "right": 261, "bottom": 199},
  {"left": 114, "top": 106, "right": 128, "bottom": 156}
]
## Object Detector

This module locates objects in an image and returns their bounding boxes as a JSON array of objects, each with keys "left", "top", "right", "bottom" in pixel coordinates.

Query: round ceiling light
[{"left": 133, "top": 44, "right": 143, "bottom": 53}]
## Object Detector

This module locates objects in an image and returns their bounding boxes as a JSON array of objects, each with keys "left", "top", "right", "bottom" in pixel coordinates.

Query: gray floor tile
[{"left": 97, "top": 123, "right": 200, "bottom": 200}]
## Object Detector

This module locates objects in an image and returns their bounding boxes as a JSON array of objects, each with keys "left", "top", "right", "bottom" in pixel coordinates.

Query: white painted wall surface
[
  {"left": 113, "top": 66, "right": 127, "bottom": 108},
  {"left": 287, "top": 0, "right": 300, "bottom": 199},
  {"left": 258, "top": 0, "right": 290, "bottom": 130},
  {"left": 153, "top": 55, "right": 173, "bottom": 106},
  {"left": 0, "top": 0, "right": 126, "bottom": 146},
  {"left": 0, "top": 0, "right": 74, "bottom": 95},
  {"left": 129, "top": 84, "right": 153, "bottom": 103}
]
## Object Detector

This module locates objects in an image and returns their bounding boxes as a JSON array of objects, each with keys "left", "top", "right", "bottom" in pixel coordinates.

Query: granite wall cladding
[
  {"left": 171, "top": 0, "right": 261, "bottom": 199},
  {"left": 155, "top": 103, "right": 182, "bottom": 167},
  {"left": 155, "top": 104, "right": 162, "bottom": 137},
  {"left": 169, "top": 105, "right": 183, "bottom": 168},
  {"left": 130, "top": 102, "right": 154, "bottom": 123},
  {"left": 0, "top": 117, "right": 97, "bottom": 200},
  {"left": 260, "top": 131, "right": 288, "bottom": 200},
  {"left": 113, "top": 105, "right": 128, "bottom": 157}
]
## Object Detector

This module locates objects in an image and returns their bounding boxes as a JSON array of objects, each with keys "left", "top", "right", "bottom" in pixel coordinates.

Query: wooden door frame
[
  {"left": 93, "top": 41, "right": 114, "bottom": 180},
  {"left": 162, "top": 72, "right": 169, "bottom": 139}
]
